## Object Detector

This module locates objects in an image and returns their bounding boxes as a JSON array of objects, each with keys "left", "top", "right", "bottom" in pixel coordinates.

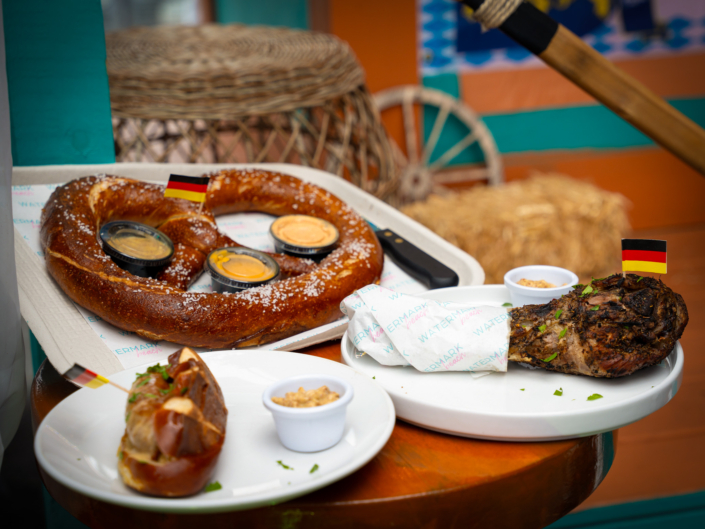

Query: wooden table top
[{"left": 32, "top": 341, "right": 616, "bottom": 529}]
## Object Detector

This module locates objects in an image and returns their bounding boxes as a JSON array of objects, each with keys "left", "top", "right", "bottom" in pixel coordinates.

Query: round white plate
[
  {"left": 35, "top": 351, "right": 395, "bottom": 513},
  {"left": 341, "top": 285, "right": 684, "bottom": 441}
]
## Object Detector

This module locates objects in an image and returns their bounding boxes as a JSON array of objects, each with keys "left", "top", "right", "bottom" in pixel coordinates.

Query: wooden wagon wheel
[{"left": 374, "top": 86, "right": 503, "bottom": 204}]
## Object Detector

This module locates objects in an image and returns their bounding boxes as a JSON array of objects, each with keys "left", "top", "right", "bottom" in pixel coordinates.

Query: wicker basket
[{"left": 106, "top": 24, "right": 398, "bottom": 199}]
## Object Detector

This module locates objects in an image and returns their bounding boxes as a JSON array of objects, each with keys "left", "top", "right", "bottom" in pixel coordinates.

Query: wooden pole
[{"left": 461, "top": 0, "right": 705, "bottom": 177}]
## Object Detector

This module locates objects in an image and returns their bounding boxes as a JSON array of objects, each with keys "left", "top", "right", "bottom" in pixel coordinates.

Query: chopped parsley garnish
[
  {"left": 555, "top": 309, "right": 563, "bottom": 319},
  {"left": 372, "top": 376, "right": 376, "bottom": 380},
  {"left": 125, "top": 412, "right": 131, "bottom": 423},
  {"left": 502, "top": 302, "right": 513, "bottom": 307},
  {"left": 559, "top": 328, "right": 567, "bottom": 339},
  {"left": 119, "top": 451, "right": 123, "bottom": 460},
  {"left": 637, "top": 277, "right": 643, "bottom": 282},
  {"left": 542, "top": 352, "right": 558, "bottom": 363},
  {"left": 181, "top": 386, "right": 188, "bottom": 395},
  {"left": 144, "top": 393, "right": 158, "bottom": 399},
  {"left": 204, "top": 481, "right": 222, "bottom": 493},
  {"left": 147, "top": 363, "right": 170, "bottom": 381},
  {"left": 135, "top": 371, "right": 149, "bottom": 380},
  {"left": 581, "top": 285, "right": 594, "bottom": 297},
  {"left": 589, "top": 305, "right": 600, "bottom": 311},
  {"left": 310, "top": 464, "right": 319, "bottom": 474},
  {"left": 538, "top": 324, "right": 547, "bottom": 333},
  {"left": 520, "top": 388, "right": 525, "bottom": 391},
  {"left": 136, "top": 378, "right": 151, "bottom": 388},
  {"left": 277, "top": 460, "right": 294, "bottom": 470},
  {"left": 159, "top": 383, "right": 175, "bottom": 395},
  {"left": 587, "top": 394, "right": 603, "bottom": 401},
  {"left": 128, "top": 393, "right": 138, "bottom": 403},
  {"left": 554, "top": 388, "right": 563, "bottom": 396},
  {"left": 573, "top": 284, "right": 585, "bottom": 290}
]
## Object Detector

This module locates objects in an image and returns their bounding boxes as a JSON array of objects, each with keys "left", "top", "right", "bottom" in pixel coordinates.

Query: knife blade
[{"left": 367, "top": 220, "right": 459, "bottom": 290}]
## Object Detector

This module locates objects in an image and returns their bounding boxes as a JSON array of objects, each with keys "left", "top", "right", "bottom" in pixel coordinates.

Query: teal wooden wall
[
  {"left": 2, "top": 0, "right": 114, "bottom": 166},
  {"left": 215, "top": 0, "right": 309, "bottom": 29},
  {"left": 423, "top": 72, "right": 705, "bottom": 164}
]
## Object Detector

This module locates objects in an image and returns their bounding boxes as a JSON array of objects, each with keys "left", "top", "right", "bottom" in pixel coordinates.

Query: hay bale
[{"left": 401, "top": 174, "right": 630, "bottom": 284}]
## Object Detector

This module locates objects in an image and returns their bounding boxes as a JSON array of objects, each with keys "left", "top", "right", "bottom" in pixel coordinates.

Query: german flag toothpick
[
  {"left": 164, "top": 174, "right": 210, "bottom": 203},
  {"left": 622, "top": 239, "right": 667, "bottom": 275},
  {"left": 64, "top": 364, "right": 129, "bottom": 393}
]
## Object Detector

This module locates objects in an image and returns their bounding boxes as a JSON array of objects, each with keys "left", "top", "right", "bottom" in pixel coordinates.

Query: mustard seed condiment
[
  {"left": 271, "top": 386, "right": 340, "bottom": 408},
  {"left": 518, "top": 279, "right": 557, "bottom": 288}
]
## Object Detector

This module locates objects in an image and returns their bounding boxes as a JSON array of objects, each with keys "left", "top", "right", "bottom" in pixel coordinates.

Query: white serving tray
[
  {"left": 341, "top": 285, "right": 684, "bottom": 441},
  {"left": 13, "top": 163, "right": 484, "bottom": 376}
]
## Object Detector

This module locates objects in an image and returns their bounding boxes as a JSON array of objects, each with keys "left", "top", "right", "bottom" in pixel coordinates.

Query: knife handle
[{"left": 376, "top": 229, "right": 459, "bottom": 290}]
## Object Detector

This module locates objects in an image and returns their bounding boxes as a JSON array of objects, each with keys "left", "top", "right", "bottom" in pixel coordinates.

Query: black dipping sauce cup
[
  {"left": 269, "top": 215, "right": 339, "bottom": 261},
  {"left": 99, "top": 221, "right": 174, "bottom": 278},
  {"left": 207, "top": 247, "right": 280, "bottom": 293}
]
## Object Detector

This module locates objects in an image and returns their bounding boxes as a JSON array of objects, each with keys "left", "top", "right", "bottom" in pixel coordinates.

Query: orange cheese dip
[
  {"left": 271, "top": 386, "right": 340, "bottom": 408},
  {"left": 209, "top": 250, "right": 276, "bottom": 282},
  {"left": 518, "top": 278, "right": 557, "bottom": 288},
  {"left": 106, "top": 229, "right": 171, "bottom": 260},
  {"left": 271, "top": 215, "right": 338, "bottom": 248}
]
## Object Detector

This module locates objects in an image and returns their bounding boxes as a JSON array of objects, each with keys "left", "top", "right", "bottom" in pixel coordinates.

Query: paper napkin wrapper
[{"left": 341, "top": 285, "right": 510, "bottom": 375}]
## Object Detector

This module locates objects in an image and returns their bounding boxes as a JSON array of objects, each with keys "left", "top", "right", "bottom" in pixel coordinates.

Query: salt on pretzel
[{"left": 40, "top": 169, "right": 384, "bottom": 348}]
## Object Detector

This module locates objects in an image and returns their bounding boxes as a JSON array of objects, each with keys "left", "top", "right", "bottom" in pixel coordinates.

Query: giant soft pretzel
[{"left": 40, "top": 169, "right": 384, "bottom": 348}]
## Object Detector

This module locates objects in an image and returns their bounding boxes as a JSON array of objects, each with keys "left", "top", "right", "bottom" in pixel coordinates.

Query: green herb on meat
[
  {"left": 159, "top": 383, "right": 175, "bottom": 395},
  {"left": 128, "top": 393, "right": 138, "bottom": 403},
  {"left": 542, "top": 352, "right": 558, "bottom": 363},
  {"left": 181, "top": 386, "right": 188, "bottom": 395},
  {"left": 637, "top": 277, "right": 643, "bottom": 282},
  {"left": 555, "top": 309, "right": 563, "bottom": 319},
  {"left": 539, "top": 324, "right": 547, "bottom": 333},
  {"left": 590, "top": 305, "right": 600, "bottom": 311},
  {"left": 136, "top": 378, "right": 151, "bottom": 388},
  {"left": 581, "top": 285, "right": 594, "bottom": 297},
  {"left": 147, "top": 363, "right": 170, "bottom": 381},
  {"left": 559, "top": 328, "right": 567, "bottom": 339}
]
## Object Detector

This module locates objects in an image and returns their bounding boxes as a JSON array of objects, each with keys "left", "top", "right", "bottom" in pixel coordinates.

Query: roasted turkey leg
[{"left": 508, "top": 274, "right": 688, "bottom": 378}]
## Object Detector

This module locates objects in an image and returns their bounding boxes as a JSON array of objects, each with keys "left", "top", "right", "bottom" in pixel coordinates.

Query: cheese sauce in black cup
[{"left": 99, "top": 221, "right": 174, "bottom": 278}]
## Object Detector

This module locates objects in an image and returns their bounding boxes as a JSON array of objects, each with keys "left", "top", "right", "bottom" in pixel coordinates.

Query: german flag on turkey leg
[
  {"left": 164, "top": 174, "right": 210, "bottom": 203},
  {"left": 622, "top": 239, "right": 667, "bottom": 275}
]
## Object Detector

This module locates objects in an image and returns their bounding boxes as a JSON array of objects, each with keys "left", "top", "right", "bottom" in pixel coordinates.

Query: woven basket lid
[{"left": 106, "top": 24, "right": 366, "bottom": 120}]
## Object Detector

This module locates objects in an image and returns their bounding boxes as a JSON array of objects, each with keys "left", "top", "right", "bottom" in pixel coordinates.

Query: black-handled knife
[{"left": 367, "top": 221, "right": 459, "bottom": 290}]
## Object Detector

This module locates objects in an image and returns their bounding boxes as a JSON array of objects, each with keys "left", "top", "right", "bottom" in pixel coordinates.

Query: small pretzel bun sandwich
[{"left": 118, "top": 348, "right": 227, "bottom": 497}]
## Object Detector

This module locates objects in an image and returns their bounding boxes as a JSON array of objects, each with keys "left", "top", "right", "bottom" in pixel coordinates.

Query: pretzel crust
[{"left": 40, "top": 169, "right": 384, "bottom": 348}]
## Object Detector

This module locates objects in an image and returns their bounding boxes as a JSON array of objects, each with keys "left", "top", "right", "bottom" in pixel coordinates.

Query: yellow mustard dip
[
  {"left": 271, "top": 215, "right": 338, "bottom": 248},
  {"left": 107, "top": 229, "right": 171, "bottom": 260},
  {"left": 209, "top": 250, "right": 276, "bottom": 282}
]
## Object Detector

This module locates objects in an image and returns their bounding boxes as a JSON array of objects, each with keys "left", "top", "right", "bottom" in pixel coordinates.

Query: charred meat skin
[{"left": 508, "top": 274, "right": 688, "bottom": 378}]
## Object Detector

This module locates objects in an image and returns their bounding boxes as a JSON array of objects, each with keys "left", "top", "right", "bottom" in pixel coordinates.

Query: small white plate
[
  {"left": 341, "top": 285, "right": 684, "bottom": 441},
  {"left": 35, "top": 351, "right": 395, "bottom": 513}
]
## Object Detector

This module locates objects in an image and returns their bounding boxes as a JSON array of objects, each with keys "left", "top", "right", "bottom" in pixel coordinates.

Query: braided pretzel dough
[{"left": 40, "top": 169, "right": 384, "bottom": 349}]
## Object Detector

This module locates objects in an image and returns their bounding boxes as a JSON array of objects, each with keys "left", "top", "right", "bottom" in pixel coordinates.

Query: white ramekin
[
  {"left": 262, "top": 374, "right": 354, "bottom": 452},
  {"left": 504, "top": 265, "right": 579, "bottom": 307}
]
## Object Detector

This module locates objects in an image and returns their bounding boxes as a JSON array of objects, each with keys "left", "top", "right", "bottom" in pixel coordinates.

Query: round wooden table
[{"left": 32, "top": 341, "right": 616, "bottom": 528}]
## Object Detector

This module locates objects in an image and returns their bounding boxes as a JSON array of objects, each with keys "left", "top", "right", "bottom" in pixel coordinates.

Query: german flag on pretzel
[
  {"left": 622, "top": 239, "right": 667, "bottom": 275},
  {"left": 164, "top": 174, "right": 210, "bottom": 203}
]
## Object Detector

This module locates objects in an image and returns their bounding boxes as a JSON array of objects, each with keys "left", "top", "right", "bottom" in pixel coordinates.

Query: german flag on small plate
[
  {"left": 64, "top": 363, "right": 109, "bottom": 389},
  {"left": 164, "top": 174, "right": 210, "bottom": 203},
  {"left": 622, "top": 239, "right": 667, "bottom": 275}
]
